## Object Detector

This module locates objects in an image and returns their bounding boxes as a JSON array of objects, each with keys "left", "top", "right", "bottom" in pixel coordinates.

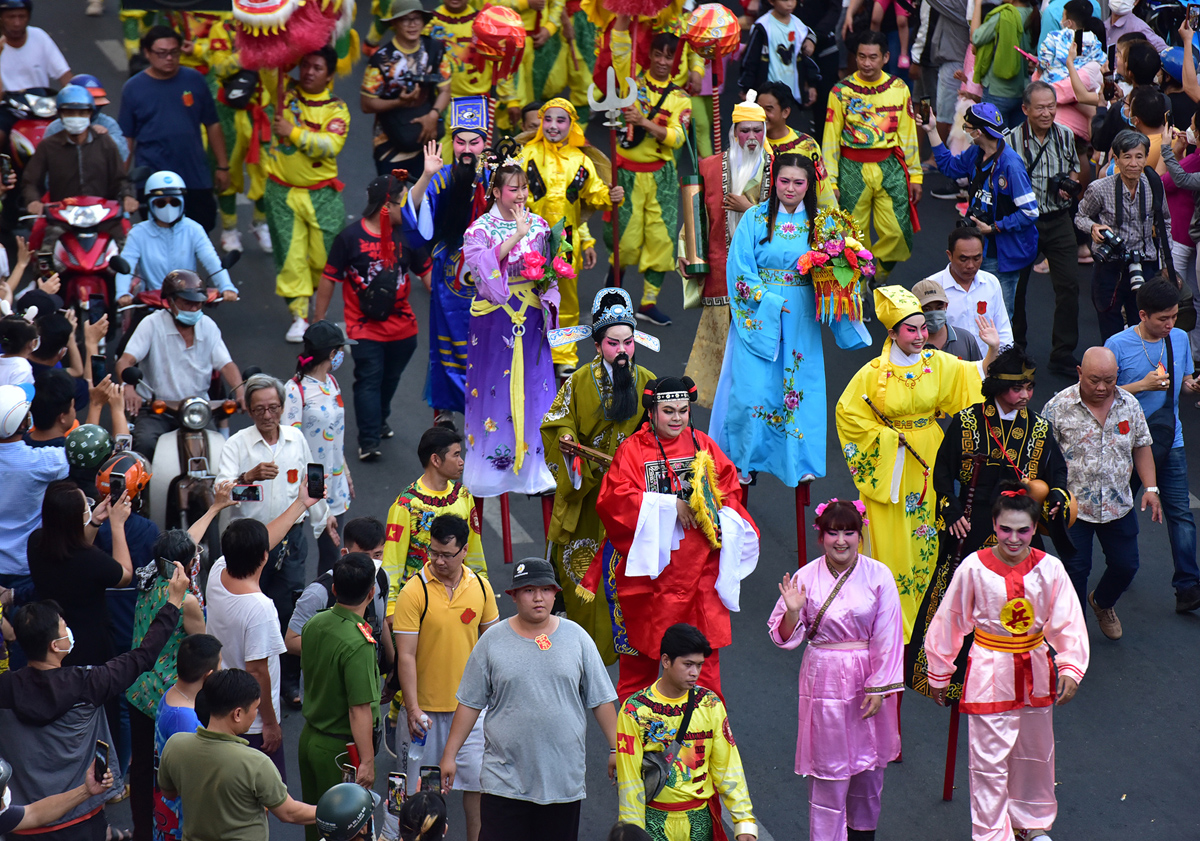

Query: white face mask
[
  {"left": 150, "top": 198, "right": 184, "bottom": 225},
  {"left": 55, "top": 627, "right": 75, "bottom": 655},
  {"left": 1109, "top": 0, "right": 1135, "bottom": 13},
  {"left": 83, "top": 505, "right": 92, "bottom": 527},
  {"left": 1188, "top": 127, "right": 1198, "bottom": 146},
  {"left": 61, "top": 116, "right": 91, "bottom": 135}
]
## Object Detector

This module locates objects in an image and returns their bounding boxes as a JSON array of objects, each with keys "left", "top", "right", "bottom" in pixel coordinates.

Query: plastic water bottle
[{"left": 412, "top": 714, "right": 431, "bottom": 746}]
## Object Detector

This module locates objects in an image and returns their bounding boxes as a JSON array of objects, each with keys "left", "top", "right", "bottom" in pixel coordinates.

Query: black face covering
[{"left": 607, "top": 351, "right": 638, "bottom": 422}]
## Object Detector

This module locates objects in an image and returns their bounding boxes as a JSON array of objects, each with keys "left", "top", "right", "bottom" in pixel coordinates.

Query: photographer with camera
[
  {"left": 923, "top": 102, "right": 1040, "bottom": 318},
  {"left": 1075, "top": 129, "right": 1174, "bottom": 341},
  {"left": 1009, "top": 81, "right": 1084, "bottom": 376}
]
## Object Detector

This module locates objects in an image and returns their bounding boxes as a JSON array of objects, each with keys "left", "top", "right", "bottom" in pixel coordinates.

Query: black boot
[{"left": 847, "top": 830, "right": 876, "bottom": 841}]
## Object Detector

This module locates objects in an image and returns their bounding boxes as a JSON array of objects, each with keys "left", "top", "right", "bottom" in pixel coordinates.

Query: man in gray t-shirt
[{"left": 440, "top": 558, "right": 618, "bottom": 841}]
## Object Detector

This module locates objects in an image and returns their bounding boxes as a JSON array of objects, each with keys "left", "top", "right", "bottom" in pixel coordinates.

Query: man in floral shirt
[{"left": 1042, "top": 346, "right": 1162, "bottom": 640}]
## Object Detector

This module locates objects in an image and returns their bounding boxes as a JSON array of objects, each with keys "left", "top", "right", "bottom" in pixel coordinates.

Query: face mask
[
  {"left": 83, "top": 505, "right": 92, "bottom": 527},
  {"left": 173, "top": 308, "right": 202, "bottom": 326},
  {"left": 55, "top": 627, "right": 75, "bottom": 655},
  {"left": 61, "top": 116, "right": 91, "bottom": 135},
  {"left": 1109, "top": 0, "right": 1134, "bottom": 14},
  {"left": 923, "top": 309, "right": 948, "bottom": 332},
  {"left": 330, "top": 350, "right": 344, "bottom": 371},
  {"left": 1188, "top": 127, "right": 1198, "bottom": 146},
  {"left": 150, "top": 200, "right": 184, "bottom": 225}
]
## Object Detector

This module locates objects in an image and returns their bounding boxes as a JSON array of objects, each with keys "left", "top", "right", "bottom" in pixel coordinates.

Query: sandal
[{"left": 107, "top": 828, "right": 133, "bottom": 841}]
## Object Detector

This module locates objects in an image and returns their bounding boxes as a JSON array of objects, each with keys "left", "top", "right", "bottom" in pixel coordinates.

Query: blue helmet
[
  {"left": 69, "top": 73, "right": 109, "bottom": 106},
  {"left": 55, "top": 85, "right": 94, "bottom": 112}
]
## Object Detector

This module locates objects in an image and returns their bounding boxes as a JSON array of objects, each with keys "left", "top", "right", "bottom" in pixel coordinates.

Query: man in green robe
[{"left": 540, "top": 287, "right": 657, "bottom": 663}]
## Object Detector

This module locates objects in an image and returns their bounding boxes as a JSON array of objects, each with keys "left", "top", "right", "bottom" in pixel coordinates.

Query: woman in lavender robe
[
  {"left": 460, "top": 162, "right": 558, "bottom": 497},
  {"left": 767, "top": 499, "right": 904, "bottom": 841}
]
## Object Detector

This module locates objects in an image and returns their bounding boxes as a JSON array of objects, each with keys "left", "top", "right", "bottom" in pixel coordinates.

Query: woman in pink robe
[{"left": 767, "top": 499, "right": 904, "bottom": 841}]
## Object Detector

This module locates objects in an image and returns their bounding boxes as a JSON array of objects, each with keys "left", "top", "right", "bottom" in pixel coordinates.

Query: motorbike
[
  {"left": 121, "top": 365, "right": 241, "bottom": 571},
  {"left": 2, "top": 87, "right": 55, "bottom": 172},
  {"left": 27, "top": 195, "right": 130, "bottom": 326}
]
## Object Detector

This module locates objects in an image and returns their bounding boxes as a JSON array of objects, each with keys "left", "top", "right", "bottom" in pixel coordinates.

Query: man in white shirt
[
  {"left": 218, "top": 374, "right": 331, "bottom": 708},
  {"left": 205, "top": 489, "right": 322, "bottom": 770},
  {"left": 923, "top": 227, "right": 1014, "bottom": 356},
  {"left": 116, "top": 270, "right": 244, "bottom": 457},
  {"left": 0, "top": 2, "right": 71, "bottom": 148}
]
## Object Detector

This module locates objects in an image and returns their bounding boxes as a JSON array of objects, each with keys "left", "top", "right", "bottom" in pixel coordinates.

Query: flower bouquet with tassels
[{"left": 797, "top": 208, "right": 875, "bottom": 324}]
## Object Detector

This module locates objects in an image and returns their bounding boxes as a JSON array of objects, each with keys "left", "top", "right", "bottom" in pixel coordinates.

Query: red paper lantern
[
  {"left": 683, "top": 3, "right": 740, "bottom": 61},
  {"left": 471, "top": 5, "right": 528, "bottom": 82}
]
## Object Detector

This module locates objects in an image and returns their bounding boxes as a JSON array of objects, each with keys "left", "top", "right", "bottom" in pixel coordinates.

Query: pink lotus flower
[
  {"left": 521, "top": 251, "right": 547, "bottom": 281},
  {"left": 552, "top": 256, "right": 575, "bottom": 279},
  {"left": 524, "top": 266, "right": 545, "bottom": 281}
]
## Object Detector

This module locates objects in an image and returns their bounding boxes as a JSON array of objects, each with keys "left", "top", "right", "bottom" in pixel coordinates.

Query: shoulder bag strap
[
  {"left": 1144, "top": 167, "right": 1179, "bottom": 286},
  {"left": 1165, "top": 325, "right": 1176, "bottom": 431},
  {"left": 672, "top": 687, "right": 698, "bottom": 747}
]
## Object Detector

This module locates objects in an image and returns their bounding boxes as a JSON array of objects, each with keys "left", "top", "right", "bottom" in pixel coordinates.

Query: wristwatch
[{"left": 1145, "top": 486, "right": 1160, "bottom": 494}]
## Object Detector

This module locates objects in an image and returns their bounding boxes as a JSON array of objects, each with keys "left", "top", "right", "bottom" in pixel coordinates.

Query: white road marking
[
  {"left": 96, "top": 39, "right": 126, "bottom": 73},
  {"left": 482, "top": 497, "right": 534, "bottom": 545}
]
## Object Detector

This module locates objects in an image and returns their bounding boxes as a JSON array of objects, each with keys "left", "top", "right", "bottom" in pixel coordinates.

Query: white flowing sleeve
[
  {"left": 624, "top": 492, "right": 683, "bottom": 579},
  {"left": 715, "top": 507, "right": 759, "bottom": 611}
]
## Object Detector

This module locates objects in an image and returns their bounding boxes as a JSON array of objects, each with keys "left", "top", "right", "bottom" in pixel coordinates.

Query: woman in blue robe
[{"left": 709, "top": 153, "right": 872, "bottom": 486}]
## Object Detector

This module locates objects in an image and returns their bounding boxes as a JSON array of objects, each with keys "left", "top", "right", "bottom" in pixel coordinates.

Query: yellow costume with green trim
[
  {"left": 262, "top": 83, "right": 350, "bottom": 318},
  {"left": 518, "top": 98, "right": 614, "bottom": 367},
  {"left": 617, "top": 683, "right": 757, "bottom": 841},
  {"left": 835, "top": 286, "right": 984, "bottom": 642},
  {"left": 821, "top": 71, "right": 922, "bottom": 277},
  {"left": 608, "top": 27, "right": 691, "bottom": 307}
]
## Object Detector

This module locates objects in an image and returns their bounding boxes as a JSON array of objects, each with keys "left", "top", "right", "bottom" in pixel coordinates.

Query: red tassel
[{"left": 379, "top": 205, "right": 396, "bottom": 269}]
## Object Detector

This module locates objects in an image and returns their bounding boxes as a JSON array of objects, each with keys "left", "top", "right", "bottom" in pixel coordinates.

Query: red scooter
[
  {"left": 3, "top": 87, "right": 54, "bottom": 171},
  {"left": 28, "top": 195, "right": 129, "bottom": 322}
]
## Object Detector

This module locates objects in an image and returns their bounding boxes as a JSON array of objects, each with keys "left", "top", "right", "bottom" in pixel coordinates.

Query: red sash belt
[
  {"left": 648, "top": 798, "right": 706, "bottom": 812},
  {"left": 616, "top": 156, "right": 668, "bottom": 173},
  {"left": 840, "top": 146, "right": 894, "bottom": 163}
]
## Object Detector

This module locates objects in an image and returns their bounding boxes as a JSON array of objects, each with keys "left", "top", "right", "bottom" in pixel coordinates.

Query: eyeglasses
[
  {"left": 427, "top": 547, "right": 464, "bottom": 562},
  {"left": 151, "top": 197, "right": 181, "bottom": 208},
  {"left": 250, "top": 404, "right": 283, "bottom": 417},
  {"left": 149, "top": 47, "right": 182, "bottom": 58}
]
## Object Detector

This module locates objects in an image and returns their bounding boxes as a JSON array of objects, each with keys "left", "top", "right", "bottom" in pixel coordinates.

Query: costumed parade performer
[
  {"left": 541, "top": 288, "right": 657, "bottom": 663},
  {"left": 519, "top": 98, "right": 624, "bottom": 373},
  {"left": 767, "top": 499, "right": 903, "bottom": 841},
  {"left": 709, "top": 155, "right": 871, "bottom": 487},
  {"left": 908, "top": 346, "right": 1074, "bottom": 699},
  {"left": 460, "top": 147, "right": 557, "bottom": 498},
  {"left": 822, "top": 31, "right": 922, "bottom": 283},
  {"left": 610, "top": 12, "right": 694, "bottom": 325},
  {"left": 403, "top": 98, "right": 492, "bottom": 420},
  {"left": 835, "top": 286, "right": 999, "bottom": 641},
  {"left": 592, "top": 376, "right": 759, "bottom": 701},
  {"left": 924, "top": 486, "right": 1089, "bottom": 841},
  {"left": 681, "top": 90, "right": 773, "bottom": 406}
]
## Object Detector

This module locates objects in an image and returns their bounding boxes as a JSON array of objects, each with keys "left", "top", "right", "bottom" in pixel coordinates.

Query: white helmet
[
  {"left": 0, "top": 383, "right": 31, "bottom": 438},
  {"left": 145, "top": 170, "right": 186, "bottom": 226}
]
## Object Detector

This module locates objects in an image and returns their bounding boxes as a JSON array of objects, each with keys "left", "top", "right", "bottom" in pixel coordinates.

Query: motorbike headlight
[
  {"left": 59, "top": 205, "right": 106, "bottom": 228},
  {"left": 31, "top": 96, "right": 56, "bottom": 118},
  {"left": 180, "top": 397, "right": 212, "bottom": 431}
]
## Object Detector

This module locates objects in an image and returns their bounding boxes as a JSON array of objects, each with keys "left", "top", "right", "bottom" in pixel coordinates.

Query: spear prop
[
  {"left": 862, "top": 394, "right": 930, "bottom": 503},
  {"left": 587, "top": 65, "right": 636, "bottom": 288}
]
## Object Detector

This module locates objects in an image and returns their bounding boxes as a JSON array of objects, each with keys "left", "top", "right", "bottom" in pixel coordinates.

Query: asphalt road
[{"left": 60, "top": 4, "right": 1200, "bottom": 839}]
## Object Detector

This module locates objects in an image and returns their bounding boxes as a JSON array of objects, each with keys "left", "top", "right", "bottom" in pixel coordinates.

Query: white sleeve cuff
[
  {"left": 626, "top": 493, "right": 683, "bottom": 579},
  {"left": 716, "top": 507, "right": 759, "bottom": 612}
]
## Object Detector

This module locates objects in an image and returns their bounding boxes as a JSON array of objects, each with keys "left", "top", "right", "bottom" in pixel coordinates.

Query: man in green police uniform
[{"left": 298, "top": 553, "right": 382, "bottom": 841}]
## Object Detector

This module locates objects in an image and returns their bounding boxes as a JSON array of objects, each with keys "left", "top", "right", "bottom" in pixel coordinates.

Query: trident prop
[{"left": 588, "top": 65, "right": 637, "bottom": 288}]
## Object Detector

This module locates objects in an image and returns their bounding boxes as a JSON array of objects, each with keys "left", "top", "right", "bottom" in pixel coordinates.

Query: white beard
[{"left": 728, "top": 136, "right": 765, "bottom": 197}]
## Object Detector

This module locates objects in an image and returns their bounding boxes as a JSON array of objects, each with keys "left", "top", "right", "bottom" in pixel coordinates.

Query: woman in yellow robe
[{"left": 835, "top": 285, "right": 999, "bottom": 642}]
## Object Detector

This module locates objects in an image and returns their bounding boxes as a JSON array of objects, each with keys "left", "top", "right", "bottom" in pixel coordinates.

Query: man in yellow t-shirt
[
  {"left": 616, "top": 624, "right": 757, "bottom": 841},
  {"left": 821, "top": 31, "right": 922, "bottom": 283},
  {"left": 391, "top": 514, "right": 497, "bottom": 841},
  {"left": 382, "top": 425, "right": 487, "bottom": 617},
  {"left": 262, "top": 46, "right": 350, "bottom": 342},
  {"left": 609, "top": 13, "right": 692, "bottom": 327}
]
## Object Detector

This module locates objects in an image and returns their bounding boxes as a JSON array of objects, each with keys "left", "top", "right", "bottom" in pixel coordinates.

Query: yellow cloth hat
[
  {"left": 531, "top": 98, "right": 587, "bottom": 148},
  {"left": 731, "top": 90, "right": 767, "bottom": 126},
  {"left": 873, "top": 285, "right": 924, "bottom": 331}
]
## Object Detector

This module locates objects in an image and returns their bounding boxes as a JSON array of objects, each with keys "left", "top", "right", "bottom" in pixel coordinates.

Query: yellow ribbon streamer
[{"left": 470, "top": 281, "right": 543, "bottom": 474}]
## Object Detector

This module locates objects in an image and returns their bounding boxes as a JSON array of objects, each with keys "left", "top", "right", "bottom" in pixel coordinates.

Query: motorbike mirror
[
  {"left": 222, "top": 250, "right": 241, "bottom": 270},
  {"left": 127, "top": 165, "right": 152, "bottom": 184},
  {"left": 121, "top": 367, "right": 143, "bottom": 386},
  {"left": 109, "top": 255, "right": 131, "bottom": 275},
  {"left": 241, "top": 366, "right": 263, "bottom": 381}
]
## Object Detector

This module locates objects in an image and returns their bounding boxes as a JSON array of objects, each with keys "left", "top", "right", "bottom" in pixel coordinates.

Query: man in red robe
[{"left": 593, "top": 376, "right": 760, "bottom": 701}]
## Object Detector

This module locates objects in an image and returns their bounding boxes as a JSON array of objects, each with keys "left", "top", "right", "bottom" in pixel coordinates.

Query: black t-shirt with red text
[{"left": 322, "top": 219, "right": 425, "bottom": 343}]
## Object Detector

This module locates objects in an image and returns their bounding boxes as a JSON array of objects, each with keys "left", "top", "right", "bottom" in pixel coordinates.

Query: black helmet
[
  {"left": 314, "top": 784, "right": 374, "bottom": 841},
  {"left": 161, "top": 269, "right": 206, "bottom": 303},
  {"left": 0, "top": 1, "right": 32, "bottom": 13}
]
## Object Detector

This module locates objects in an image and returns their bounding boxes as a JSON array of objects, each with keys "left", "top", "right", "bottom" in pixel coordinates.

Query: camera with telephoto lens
[
  {"left": 956, "top": 205, "right": 994, "bottom": 229},
  {"left": 1047, "top": 173, "right": 1082, "bottom": 199},
  {"left": 396, "top": 72, "right": 448, "bottom": 95},
  {"left": 1094, "top": 228, "right": 1149, "bottom": 290}
]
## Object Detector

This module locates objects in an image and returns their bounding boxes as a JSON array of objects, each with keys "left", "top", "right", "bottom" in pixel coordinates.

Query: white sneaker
[
  {"left": 285, "top": 316, "right": 308, "bottom": 343},
  {"left": 85, "top": 0, "right": 103, "bottom": 14},
  {"left": 220, "top": 229, "right": 243, "bottom": 253},
  {"left": 253, "top": 221, "right": 273, "bottom": 254}
]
